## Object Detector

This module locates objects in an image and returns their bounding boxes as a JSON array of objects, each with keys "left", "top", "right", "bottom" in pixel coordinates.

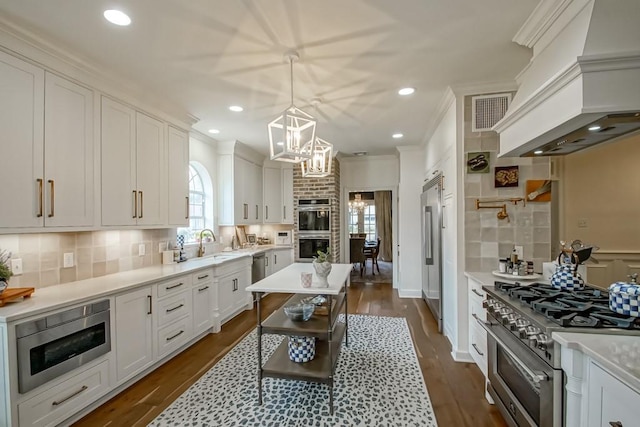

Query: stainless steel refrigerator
[{"left": 421, "top": 174, "right": 443, "bottom": 332}]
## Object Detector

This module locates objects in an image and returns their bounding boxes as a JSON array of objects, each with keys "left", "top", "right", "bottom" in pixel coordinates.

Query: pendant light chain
[{"left": 289, "top": 57, "right": 294, "bottom": 107}]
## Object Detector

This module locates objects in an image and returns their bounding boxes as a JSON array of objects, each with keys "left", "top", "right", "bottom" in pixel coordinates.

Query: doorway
[{"left": 345, "top": 190, "right": 394, "bottom": 286}]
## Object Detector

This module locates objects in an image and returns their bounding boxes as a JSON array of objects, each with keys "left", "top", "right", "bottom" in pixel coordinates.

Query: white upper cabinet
[
  {"left": 0, "top": 50, "right": 94, "bottom": 231},
  {"left": 263, "top": 167, "right": 282, "bottom": 224},
  {"left": 282, "top": 167, "right": 294, "bottom": 224},
  {"left": 218, "top": 153, "right": 263, "bottom": 226},
  {"left": 167, "top": 126, "right": 189, "bottom": 226},
  {"left": 44, "top": 72, "right": 94, "bottom": 227},
  {"left": 101, "top": 97, "right": 165, "bottom": 226}
]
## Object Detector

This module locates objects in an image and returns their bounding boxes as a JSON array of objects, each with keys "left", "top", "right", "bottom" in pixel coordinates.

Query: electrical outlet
[
  {"left": 63, "top": 253, "right": 74, "bottom": 268},
  {"left": 158, "top": 241, "right": 167, "bottom": 253},
  {"left": 578, "top": 218, "right": 588, "bottom": 228},
  {"left": 514, "top": 245, "right": 524, "bottom": 259},
  {"left": 10, "top": 259, "right": 23, "bottom": 276},
  {"left": 138, "top": 244, "right": 146, "bottom": 256}
]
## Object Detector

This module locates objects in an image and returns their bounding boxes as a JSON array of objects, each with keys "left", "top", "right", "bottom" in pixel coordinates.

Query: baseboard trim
[
  {"left": 398, "top": 289, "right": 422, "bottom": 298},
  {"left": 451, "top": 349, "right": 474, "bottom": 363}
]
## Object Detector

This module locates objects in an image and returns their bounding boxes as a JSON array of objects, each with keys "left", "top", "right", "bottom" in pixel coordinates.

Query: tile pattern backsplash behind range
[
  {"left": 463, "top": 94, "right": 552, "bottom": 273},
  {"left": 0, "top": 229, "right": 175, "bottom": 289}
]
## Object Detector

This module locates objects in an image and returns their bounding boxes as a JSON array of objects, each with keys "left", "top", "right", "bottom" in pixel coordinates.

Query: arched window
[{"left": 178, "top": 162, "right": 214, "bottom": 243}]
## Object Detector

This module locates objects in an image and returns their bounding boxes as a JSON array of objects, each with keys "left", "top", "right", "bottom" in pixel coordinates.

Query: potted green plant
[
  {"left": 312, "top": 247, "right": 332, "bottom": 287},
  {"left": 0, "top": 249, "right": 13, "bottom": 294}
]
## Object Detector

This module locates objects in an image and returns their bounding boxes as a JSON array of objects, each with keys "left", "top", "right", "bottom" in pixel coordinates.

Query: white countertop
[
  {"left": 246, "top": 263, "right": 352, "bottom": 295},
  {"left": 553, "top": 332, "right": 640, "bottom": 393},
  {"left": 465, "top": 271, "right": 548, "bottom": 287},
  {"left": 0, "top": 247, "right": 296, "bottom": 323}
]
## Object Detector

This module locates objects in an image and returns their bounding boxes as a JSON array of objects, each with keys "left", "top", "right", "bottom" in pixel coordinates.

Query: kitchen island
[{"left": 246, "top": 263, "right": 352, "bottom": 414}]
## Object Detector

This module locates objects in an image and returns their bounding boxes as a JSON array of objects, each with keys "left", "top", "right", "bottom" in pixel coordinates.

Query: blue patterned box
[
  {"left": 609, "top": 282, "right": 640, "bottom": 317},
  {"left": 288, "top": 336, "right": 316, "bottom": 363}
]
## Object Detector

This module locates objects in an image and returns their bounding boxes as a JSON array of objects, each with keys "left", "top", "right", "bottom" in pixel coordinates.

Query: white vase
[{"left": 312, "top": 261, "right": 332, "bottom": 287}]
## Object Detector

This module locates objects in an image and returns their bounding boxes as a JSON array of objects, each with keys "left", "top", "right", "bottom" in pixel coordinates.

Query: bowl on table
[{"left": 283, "top": 303, "right": 315, "bottom": 321}]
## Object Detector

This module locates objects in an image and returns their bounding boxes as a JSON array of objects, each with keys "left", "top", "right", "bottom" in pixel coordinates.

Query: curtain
[{"left": 374, "top": 190, "right": 393, "bottom": 262}]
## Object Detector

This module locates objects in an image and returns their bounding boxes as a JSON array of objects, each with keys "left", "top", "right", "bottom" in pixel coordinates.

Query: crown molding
[{"left": 420, "top": 87, "right": 456, "bottom": 146}]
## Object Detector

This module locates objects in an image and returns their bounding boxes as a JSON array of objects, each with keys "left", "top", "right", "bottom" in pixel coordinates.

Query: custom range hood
[{"left": 494, "top": 0, "right": 640, "bottom": 157}]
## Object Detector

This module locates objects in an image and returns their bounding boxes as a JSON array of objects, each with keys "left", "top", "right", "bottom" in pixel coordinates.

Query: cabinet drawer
[
  {"left": 18, "top": 360, "right": 109, "bottom": 427},
  {"left": 192, "top": 268, "right": 213, "bottom": 286},
  {"left": 157, "top": 275, "right": 192, "bottom": 298},
  {"left": 587, "top": 361, "right": 640, "bottom": 427},
  {"left": 469, "top": 297, "right": 486, "bottom": 322},
  {"left": 157, "top": 316, "right": 192, "bottom": 358},
  {"left": 469, "top": 279, "right": 486, "bottom": 304},
  {"left": 469, "top": 321, "right": 488, "bottom": 375},
  {"left": 156, "top": 290, "right": 192, "bottom": 327}
]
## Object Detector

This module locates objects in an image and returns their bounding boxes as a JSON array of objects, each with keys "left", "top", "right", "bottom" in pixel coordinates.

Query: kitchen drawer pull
[
  {"left": 138, "top": 191, "right": 143, "bottom": 218},
  {"left": 166, "top": 282, "right": 184, "bottom": 290},
  {"left": 471, "top": 343, "right": 484, "bottom": 356},
  {"left": 609, "top": 422, "right": 623, "bottom": 427},
  {"left": 166, "top": 330, "right": 184, "bottom": 342},
  {"left": 147, "top": 295, "right": 152, "bottom": 314},
  {"left": 36, "top": 178, "right": 43, "bottom": 217},
  {"left": 274, "top": 254, "right": 277, "bottom": 264},
  {"left": 197, "top": 274, "right": 209, "bottom": 280},
  {"left": 243, "top": 203, "right": 248, "bottom": 220},
  {"left": 166, "top": 303, "right": 184, "bottom": 313},
  {"left": 132, "top": 190, "right": 138, "bottom": 218},
  {"left": 472, "top": 289, "right": 484, "bottom": 297},
  {"left": 255, "top": 204, "right": 258, "bottom": 220},
  {"left": 52, "top": 385, "right": 88, "bottom": 406},
  {"left": 198, "top": 286, "right": 209, "bottom": 292},
  {"left": 185, "top": 196, "right": 189, "bottom": 219},
  {"left": 283, "top": 205, "right": 286, "bottom": 219},
  {"left": 265, "top": 205, "right": 268, "bottom": 220},
  {"left": 48, "top": 179, "right": 55, "bottom": 217}
]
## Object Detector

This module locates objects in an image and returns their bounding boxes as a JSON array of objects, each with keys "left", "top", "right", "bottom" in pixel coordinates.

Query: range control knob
[
  {"left": 536, "top": 334, "right": 554, "bottom": 351},
  {"left": 497, "top": 307, "right": 512, "bottom": 317},
  {"left": 502, "top": 313, "right": 518, "bottom": 326},
  {"left": 482, "top": 299, "right": 491, "bottom": 309},
  {"left": 511, "top": 318, "right": 530, "bottom": 332},
  {"left": 519, "top": 325, "right": 541, "bottom": 339}
]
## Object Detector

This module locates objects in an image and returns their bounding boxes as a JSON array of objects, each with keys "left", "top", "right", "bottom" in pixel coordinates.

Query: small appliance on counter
[
  {"left": 609, "top": 273, "right": 640, "bottom": 317},
  {"left": 275, "top": 230, "right": 292, "bottom": 245}
]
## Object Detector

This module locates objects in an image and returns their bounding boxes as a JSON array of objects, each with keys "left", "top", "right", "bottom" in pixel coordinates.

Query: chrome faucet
[{"left": 198, "top": 229, "right": 216, "bottom": 257}]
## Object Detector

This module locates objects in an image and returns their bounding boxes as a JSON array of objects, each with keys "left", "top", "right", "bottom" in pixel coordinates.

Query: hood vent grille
[{"left": 472, "top": 93, "right": 511, "bottom": 132}]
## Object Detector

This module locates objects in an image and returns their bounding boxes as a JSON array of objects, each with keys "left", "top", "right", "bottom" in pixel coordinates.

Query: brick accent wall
[{"left": 293, "top": 158, "right": 341, "bottom": 262}]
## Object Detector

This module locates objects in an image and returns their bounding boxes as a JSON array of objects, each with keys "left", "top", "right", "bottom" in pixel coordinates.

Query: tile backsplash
[{"left": 0, "top": 229, "right": 175, "bottom": 289}]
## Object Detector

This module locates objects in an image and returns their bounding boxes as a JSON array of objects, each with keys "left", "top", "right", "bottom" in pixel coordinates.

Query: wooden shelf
[
  {"left": 261, "top": 293, "right": 346, "bottom": 337},
  {"left": 262, "top": 322, "right": 346, "bottom": 382}
]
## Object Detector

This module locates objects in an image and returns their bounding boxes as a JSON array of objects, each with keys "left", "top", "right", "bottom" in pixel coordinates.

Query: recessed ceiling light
[
  {"left": 392, "top": 133, "right": 403, "bottom": 139},
  {"left": 103, "top": 10, "right": 131, "bottom": 26},
  {"left": 534, "top": 150, "right": 544, "bottom": 155},
  {"left": 229, "top": 105, "right": 243, "bottom": 112},
  {"left": 588, "top": 125, "right": 601, "bottom": 131},
  {"left": 398, "top": 87, "right": 415, "bottom": 96},
  {"left": 208, "top": 129, "right": 220, "bottom": 134}
]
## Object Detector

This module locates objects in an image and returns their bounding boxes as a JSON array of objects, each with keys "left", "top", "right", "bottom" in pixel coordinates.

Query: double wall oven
[
  {"left": 297, "top": 198, "right": 331, "bottom": 260},
  {"left": 16, "top": 299, "right": 111, "bottom": 393}
]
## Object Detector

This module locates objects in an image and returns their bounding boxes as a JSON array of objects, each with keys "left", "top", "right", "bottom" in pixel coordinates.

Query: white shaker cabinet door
[
  {"left": 44, "top": 72, "right": 94, "bottom": 227},
  {"left": 101, "top": 97, "right": 137, "bottom": 226},
  {"left": 135, "top": 112, "right": 165, "bottom": 226},
  {"left": 282, "top": 167, "right": 294, "bottom": 224},
  {"left": 587, "top": 362, "right": 640, "bottom": 427},
  {"left": 0, "top": 50, "right": 44, "bottom": 228},
  {"left": 263, "top": 167, "right": 282, "bottom": 224},
  {"left": 167, "top": 126, "right": 189, "bottom": 226},
  {"left": 115, "top": 286, "right": 154, "bottom": 383}
]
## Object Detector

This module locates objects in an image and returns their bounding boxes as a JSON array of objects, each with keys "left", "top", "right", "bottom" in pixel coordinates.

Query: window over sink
[{"left": 178, "top": 162, "right": 214, "bottom": 243}]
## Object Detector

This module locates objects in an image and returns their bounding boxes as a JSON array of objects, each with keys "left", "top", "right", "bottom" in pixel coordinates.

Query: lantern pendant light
[
  {"left": 301, "top": 136, "right": 333, "bottom": 177},
  {"left": 268, "top": 51, "right": 316, "bottom": 163}
]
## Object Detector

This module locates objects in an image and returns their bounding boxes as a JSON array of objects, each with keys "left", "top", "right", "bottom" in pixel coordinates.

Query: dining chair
[
  {"left": 363, "top": 238, "right": 381, "bottom": 275},
  {"left": 349, "top": 237, "right": 366, "bottom": 276}
]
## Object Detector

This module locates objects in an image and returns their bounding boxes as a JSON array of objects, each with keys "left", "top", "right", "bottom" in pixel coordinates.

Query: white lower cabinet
[
  {"left": 586, "top": 362, "right": 640, "bottom": 427},
  {"left": 192, "top": 268, "right": 216, "bottom": 335},
  {"left": 271, "top": 248, "right": 293, "bottom": 275},
  {"left": 155, "top": 274, "right": 193, "bottom": 358},
  {"left": 215, "top": 259, "right": 252, "bottom": 324},
  {"left": 156, "top": 316, "right": 193, "bottom": 359},
  {"left": 18, "top": 360, "right": 110, "bottom": 427},
  {"left": 115, "top": 286, "right": 154, "bottom": 383},
  {"left": 467, "top": 277, "right": 488, "bottom": 375}
]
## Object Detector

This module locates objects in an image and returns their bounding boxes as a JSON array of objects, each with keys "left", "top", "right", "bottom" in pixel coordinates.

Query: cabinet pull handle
[
  {"left": 265, "top": 257, "right": 268, "bottom": 267},
  {"left": 471, "top": 343, "right": 484, "bottom": 356},
  {"left": 185, "top": 196, "right": 189, "bottom": 219},
  {"left": 265, "top": 205, "right": 268, "bottom": 220},
  {"left": 47, "top": 179, "right": 55, "bottom": 217},
  {"left": 283, "top": 205, "right": 286, "bottom": 219},
  {"left": 255, "top": 204, "right": 258, "bottom": 220},
  {"left": 51, "top": 385, "right": 88, "bottom": 406},
  {"left": 132, "top": 190, "right": 137, "bottom": 218},
  {"left": 166, "top": 330, "right": 184, "bottom": 342},
  {"left": 609, "top": 422, "right": 623, "bottom": 427},
  {"left": 198, "top": 286, "right": 209, "bottom": 292},
  {"left": 232, "top": 278, "right": 237, "bottom": 291},
  {"left": 166, "top": 303, "right": 184, "bottom": 313},
  {"left": 36, "top": 178, "right": 43, "bottom": 217},
  {"left": 244, "top": 203, "right": 248, "bottom": 220},
  {"left": 147, "top": 295, "right": 152, "bottom": 314},
  {"left": 472, "top": 289, "right": 483, "bottom": 297},
  {"left": 138, "top": 191, "right": 143, "bottom": 218},
  {"left": 166, "top": 282, "right": 184, "bottom": 290},
  {"left": 197, "top": 274, "right": 209, "bottom": 280},
  {"left": 274, "top": 254, "right": 277, "bottom": 264}
]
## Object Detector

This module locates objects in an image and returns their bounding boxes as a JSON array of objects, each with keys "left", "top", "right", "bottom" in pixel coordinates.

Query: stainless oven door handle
[{"left": 474, "top": 313, "right": 549, "bottom": 384}]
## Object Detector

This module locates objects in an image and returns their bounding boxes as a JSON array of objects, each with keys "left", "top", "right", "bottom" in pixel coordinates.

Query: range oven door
[
  {"left": 298, "top": 235, "right": 330, "bottom": 260},
  {"left": 479, "top": 318, "right": 562, "bottom": 427},
  {"left": 298, "top": 207, "right": 330, "bottom": 233}
]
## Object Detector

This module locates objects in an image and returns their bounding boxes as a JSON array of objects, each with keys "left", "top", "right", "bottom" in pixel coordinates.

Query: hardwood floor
[{"left": 73, "top": 282, "right": 506, "bottom": 426}]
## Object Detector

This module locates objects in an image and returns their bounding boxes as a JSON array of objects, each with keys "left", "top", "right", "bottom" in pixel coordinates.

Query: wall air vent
[{"left": 472, "top": 93, "right": 512, "bottom": 132}]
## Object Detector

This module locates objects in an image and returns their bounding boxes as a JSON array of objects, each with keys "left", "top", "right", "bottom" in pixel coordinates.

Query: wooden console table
[{"left": 246, "top": 263, "right": 351, "bottom": 414}]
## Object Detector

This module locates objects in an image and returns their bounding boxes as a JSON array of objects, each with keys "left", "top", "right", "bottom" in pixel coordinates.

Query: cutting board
[{"left": 0, "top": 287, "right": 35, "bottom": 307}]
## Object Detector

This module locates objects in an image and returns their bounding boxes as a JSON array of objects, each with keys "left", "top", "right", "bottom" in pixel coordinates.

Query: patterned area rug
[
  {"left": 350, "top": 260, "right": 393, "bottom": 284},
  {"left": 150, "top": 315, "right": 436, "bottom": 426}
]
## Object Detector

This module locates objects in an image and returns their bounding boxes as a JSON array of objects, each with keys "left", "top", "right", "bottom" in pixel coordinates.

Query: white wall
[
  {"left": 397, "top": 146, "right": 425, "bottom": 298},
  {"left": 189, "top": 132, "right": 219, "bottom": 234}
]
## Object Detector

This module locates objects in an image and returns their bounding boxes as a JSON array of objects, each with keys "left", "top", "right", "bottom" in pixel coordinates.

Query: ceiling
[{"left": 0, "top": 0, "right": 538, "bottom": 157}]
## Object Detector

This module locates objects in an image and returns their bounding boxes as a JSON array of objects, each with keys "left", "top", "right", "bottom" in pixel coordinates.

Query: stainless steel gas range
[{"left": 477, "top": 281, "right": 640, "bottom": 427}]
